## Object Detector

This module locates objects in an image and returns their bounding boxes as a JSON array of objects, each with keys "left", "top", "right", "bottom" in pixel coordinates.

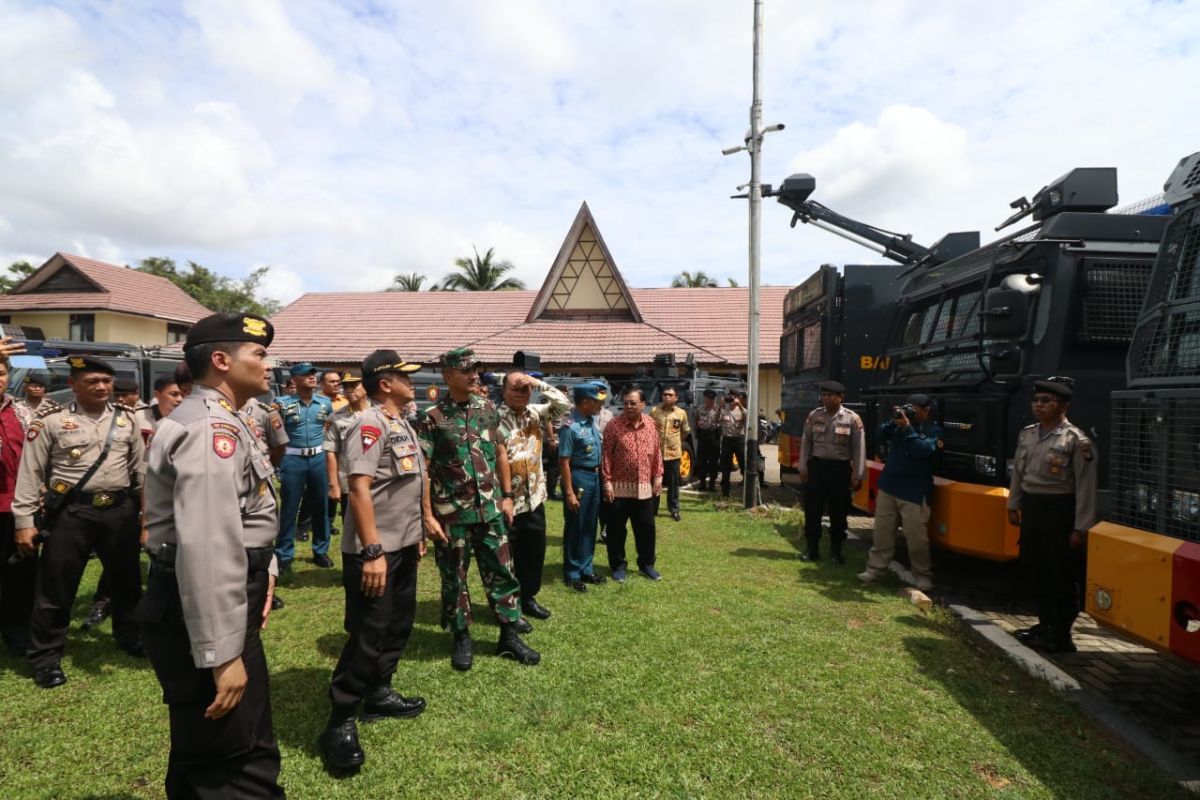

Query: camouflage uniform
[{"left": 416, "top": 348, "right": 520, "bottom": 634}]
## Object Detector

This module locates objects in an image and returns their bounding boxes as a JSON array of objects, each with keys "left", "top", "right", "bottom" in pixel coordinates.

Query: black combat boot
[
  {"left": 451, "top": 632, "right": 473, "bottom": 671},
  {"left": 361, "top": 685, "right": 426, "bottom": 721},
  {"left": 496, "top": 623, "right": 541, "bottom": 665},
  {"left": 513, "top": 617, "right": 533, "bottom": 634},
  {"left": 319, "top": 717, "right": 365, "bottom": 772}
]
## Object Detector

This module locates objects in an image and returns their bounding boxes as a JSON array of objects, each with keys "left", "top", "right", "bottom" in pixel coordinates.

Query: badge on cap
[
  {"left": 361, "top": 425, "right": 381, "bottom": 449},
  {"left": 243, "top": 317, "right": 268, "bottom": 337},
  {"left": 213, "top": 432, "right": 237, "bottom": 458},
  {"left": 69, "top": 357, "right": 86, "bottom": 369}
]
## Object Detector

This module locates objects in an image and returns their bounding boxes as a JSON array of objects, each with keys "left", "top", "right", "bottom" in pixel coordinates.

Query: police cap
[
  {"left": 67, "top": 355, "right": 115, "bottom": 376},
  {"left": 573, "top": 381, "right": 604, "bottom": 401},
  {"left": 340, "top": 371, "right": 362, "bottom": 385},
  {"left": 818, "top": 380, "right": 845, "bottom": 395},
  {"left": 362, "top": 349, "right": 422, "bottom": 376},
  {"left": 25, "top": 370, "right": 50, "bottom": 386},
  {"left": 906, "top": 393, "right": 933, "bottom": 409},
  {"left": 185, "top": 313, "right": 273, "bottom": 350},
  {"left": 440, "top": 346, "right": 479, "bottom": 370},
  {"left": 1033, "top": 376, "right": 1074, "bottom": 400}
]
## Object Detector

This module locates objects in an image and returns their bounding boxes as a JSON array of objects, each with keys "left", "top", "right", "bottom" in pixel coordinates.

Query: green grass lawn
[{"left": 0, "top": 496, "right": 1186, "bottom": 799}]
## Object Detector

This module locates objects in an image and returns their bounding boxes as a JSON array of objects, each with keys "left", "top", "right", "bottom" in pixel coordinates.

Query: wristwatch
[
  {"left": 360, "top": 543, "right": 385, "bottom": 561},
  {"left": 502, "top": 491, "right": 515, "bottom": 499}
]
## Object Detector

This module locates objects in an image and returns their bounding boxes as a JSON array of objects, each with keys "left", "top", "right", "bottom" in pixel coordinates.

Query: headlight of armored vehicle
[{"left": 974, "top": 455, "right": 997, "bottom": 477}]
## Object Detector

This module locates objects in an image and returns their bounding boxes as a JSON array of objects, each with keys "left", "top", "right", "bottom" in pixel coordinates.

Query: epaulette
[
  {"left": 36, "top": 402, "right": 63, "bottom": 419},
  {"left": 114, "top": 402, "right": 137, "bottom": 413},
  {"left": 269, "top": 401, "right": 281, "bottom": 412},
  {"left": 1022, "top": 422, "right": 1037, "bottom": 430}
]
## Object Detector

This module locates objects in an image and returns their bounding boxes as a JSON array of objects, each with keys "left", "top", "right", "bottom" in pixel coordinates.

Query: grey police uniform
[
  {"left": 14, "top": 401, "right": 145, "bottom": 669},
  {"left": 241, "top": 396, "right": 289, "bottom": 450},
  {"left": 328, "top": 404, "right": 426, "bottom": 719},
  {"left": 139, "top": 384, "right": 283, "bottom": 798},
  {"left": 799, "top": 405, "right": 865, "bottom": 558},
  {"left": 1007, "top": 418, "right": 1098, "bottom": 646}
]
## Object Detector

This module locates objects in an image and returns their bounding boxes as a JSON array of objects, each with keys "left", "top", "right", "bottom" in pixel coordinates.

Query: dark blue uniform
[
  {"left": 275, "top": 392, "right": 334, "bottom": 566},
  {"left": 559, "top": 409, "right": 602, "bottom": 582}
]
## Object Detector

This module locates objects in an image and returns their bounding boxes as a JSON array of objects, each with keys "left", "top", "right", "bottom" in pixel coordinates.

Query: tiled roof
[
  {"left": 268, "top": 285, "right": 788, "bottom": 368},
  {"left": 0, "top": 253, "right": 212, "bottom": 323}
]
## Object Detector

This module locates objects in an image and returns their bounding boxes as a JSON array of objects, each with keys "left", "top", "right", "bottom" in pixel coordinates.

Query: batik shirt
[{"left": 498, "top": 381, "right": 570, "bottom": 516}]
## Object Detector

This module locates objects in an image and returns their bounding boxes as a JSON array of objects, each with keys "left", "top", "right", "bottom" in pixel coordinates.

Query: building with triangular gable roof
[{"left": 269, "top": 202, "right": 788, "bottom": 411}]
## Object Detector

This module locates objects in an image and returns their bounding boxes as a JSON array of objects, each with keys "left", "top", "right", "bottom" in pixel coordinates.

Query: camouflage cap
[{"left": 440, "top": 346, "right": 479, "bottom": 370}]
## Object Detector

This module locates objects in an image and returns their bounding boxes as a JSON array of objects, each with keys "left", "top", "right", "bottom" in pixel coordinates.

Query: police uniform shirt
[
  {"left": 143, "top": 385, "right": 279, "bottom": 669},
  {"left": 718, "top": 404, "right": 746, "bottom": 438},
  {"left": 241, "top": 397, "right": 288, "bottom": 449},
  {"left": 1007, "top": 418, "right": 1098, "bottom": 531},
  {"left": 695, "top": 405, "right": 720, "bottom": 431},
  {"left": 12, "top": 402, "right": 145, "bottom": 529},
  {"left": 276, "top": 393, "right": 333, "bottom": 448},
  {"left": 324, "top": 404, "right": 367, "bottom": 492},
  {"left": 340, "top": 405, "right": 425, "bottom": 555},
  {"left": 799, "top": 405, "right": 866, "bottom": 480}
]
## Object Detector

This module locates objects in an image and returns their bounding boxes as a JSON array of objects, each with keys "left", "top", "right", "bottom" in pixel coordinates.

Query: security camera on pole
[{"left": 722, "top": 0, "right": 784, "bottom": 509}]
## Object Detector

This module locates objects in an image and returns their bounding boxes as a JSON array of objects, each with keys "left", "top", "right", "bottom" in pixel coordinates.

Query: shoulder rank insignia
[
  {"left": 36, "top": 404, "right": 62, "bottom": 419},
  {"left": 218, "top": 398, "right": 236, "bottom": 414},
  {"left": 361, "top": 424, "right": 382, "bottom": 449},
  {"left": 213, "top": 431, "right": 237, "bottom": 459},
  {"left": 1080, "top": 439, "right": 1094, "bottom": 461}
]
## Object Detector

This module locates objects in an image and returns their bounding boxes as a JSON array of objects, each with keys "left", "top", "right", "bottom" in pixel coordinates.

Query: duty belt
[
  {"left": 571, "top": 464, "right": 597, "bottom": 472},
  {"left": 71, "top": 488, "right": 132, "bottom": 509},
  {"left": 149, "top": 543, "right": 274, "bottom": 575},
  {"left": 285, "top": 446, "right": 323, "bottom": 457}
]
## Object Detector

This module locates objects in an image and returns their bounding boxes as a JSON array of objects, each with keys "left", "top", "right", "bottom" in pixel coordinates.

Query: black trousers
[
  {"left": 544, "top": 442, "right": 561, "bottom": 498},
  {"left": 327, "top": 495, "right": 347, "bottom": 530},
  {"left": 0, "top": 512, "right": 36, "bottom": 646},
  {"left": 1020, "top": 493, "right": 1084, "bottom": 642},
  {"left": 28, "top": 497, "right": 141, "bottom": 670},
  {"left": 803, "top": 458, "right": 851, "bottom": 555},
  {"left": 139, "top": 549, "right": 284, "bottom": 800},
  {"left": 607, "top": 497, "right": 656, "bottom": 571},
  {"left": 329, "top": 545, "right": 419, "bottom": 720},
  {"left": 655, "top": 460, "right": 682, "bottom": 515},
  {"left": 696, "top": 429, "right": 720, "bottom": 488},
  {"left": 509, "top": 505, "right": 547, "bottom": 602},
  {"left": 720, "top": 436, "right": 745, "bottom": 493}
]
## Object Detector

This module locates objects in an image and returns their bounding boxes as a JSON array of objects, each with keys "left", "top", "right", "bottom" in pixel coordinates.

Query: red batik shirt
[{"left": 601, "top": 412, "right": 663, "bottom": 500}]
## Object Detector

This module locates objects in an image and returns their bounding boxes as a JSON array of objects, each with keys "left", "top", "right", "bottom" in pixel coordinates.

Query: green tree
[
  {"left": 726, "top": 277, "right": 740, "bottom": 287},
  {"left": 441, "top": 246, "right": 525, "bottom": 291},
  {"left": 136, "top": 257, "right": 282, "bottom": 316},
  {"left": 670, "top": 270, "right": 718, "bottom": 288},
  {"left": 388, "top": 272, "right": 430, "bottom": 292},
  {"left": 0, "top": 260, "right": 37, "bottom": 293}
]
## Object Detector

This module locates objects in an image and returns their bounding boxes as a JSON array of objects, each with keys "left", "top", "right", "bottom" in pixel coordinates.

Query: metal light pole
[{"left": 722, "top": 0, "right": 783, "bottom": 508}]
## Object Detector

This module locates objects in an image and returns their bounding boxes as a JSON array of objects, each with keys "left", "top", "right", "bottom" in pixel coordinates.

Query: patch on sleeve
[
  {"left": 936, "top": 438, "right": 944, "bottom": 449},
  {"left": 361, "top": 424, "right": 382, "bottom": 449},
  {"left": 26, "top": 420, "right": 43, "bottom": 441},
  {"left": 213, "top": 432, "right": 238, "bottom": 459},
  {"left": 271, "top": 415, "right": 282, "bottom": 430},
  {"left": 1080, "top": 439, "right": 1094, "bottom": 461}
]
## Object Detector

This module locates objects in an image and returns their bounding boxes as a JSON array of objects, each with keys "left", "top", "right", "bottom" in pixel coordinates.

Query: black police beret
[
  {"left": 363, "top": 349, "right": 422, "bottom": 376},
  {"left": 114, "top": 379, "right": 138, "bottom": 394},
  {"left": 818, "top": 380, "right": 846, "bottom": 394},
  {"left": 66, "top": 355, "right": 115, "bottom": 375},
  {"left": 184, "top": 313, "right": 274, "bottom": 350},
  {"left": 1033, "top": 377, "right": 1074, "bottom": 400}
]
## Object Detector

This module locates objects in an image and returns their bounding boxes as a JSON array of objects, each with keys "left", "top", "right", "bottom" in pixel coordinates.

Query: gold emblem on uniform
[
  {"left": 389, "top": 421, "right": 402, "bottom": 432},
  {"left": 218, "top": 399, "right": 235, "bottom": 413},
  {"left": 69, "top": 448, "right": 82, "bottom": 460},
  {"left": 401, "top": 457, "right": 415, "bottom": 471},
  {"left": 116, "top": 415, "right": 127, "bottom": 427},
  {"left": 259, "top": 481, "right": 268, "bottom": 496},
  {"left": 61, "top": 418, "right": 78, "bottom": 430},
  {"left": 52, "top": 480, "right": 69, "bottom": 493}
]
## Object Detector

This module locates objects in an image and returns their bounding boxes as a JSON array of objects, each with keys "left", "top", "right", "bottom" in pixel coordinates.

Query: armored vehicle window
[{"left": 801, "top": 322, "right": 823, "bottom": 370}]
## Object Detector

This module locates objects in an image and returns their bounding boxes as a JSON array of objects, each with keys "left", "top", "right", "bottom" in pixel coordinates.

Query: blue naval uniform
[
  {"left": 559, "top": 409, "right": 602, "bottom": 581},
  {"left": 275, "top": 392, "right": 334, "bottom": 564}
]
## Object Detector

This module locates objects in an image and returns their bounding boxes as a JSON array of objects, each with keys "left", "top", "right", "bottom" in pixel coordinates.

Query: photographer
[{"left": 857, "top": 394, "right": 943, "bottom": 591}]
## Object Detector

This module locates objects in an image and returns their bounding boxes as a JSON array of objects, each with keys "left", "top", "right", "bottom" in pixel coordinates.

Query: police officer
[
  {"left": 718, "top": 391, "right": 746, "bottom": 497},
  {"left": 241, "top": 395, "right": 288, "bottom": 465},
  {"left": 416, "top": 347, "right": 539, "bottom": 671},
  {"left": 559, "top": 382, "right": 606, "bottom": 592},
  {"left": 798, "top": 380, "right": 865, "bottom": 563},
  {"left": 324, "top": 372, "right": 368, "bottom": 537},
  {"left": 13, "top": 370, "right": 61, "bottom": 433},
  {"left": 275, "top": 362, "right": 335, "bottom": 571},
  {"left": 693, "top": 389, "right": 720, "bottom": 491},
  {"left": 1007, "top": 377, "right": 1097, "bottom": 654},
  {"left": 139, "top": 313, "right": 284, "bottom": 799},
  {"left": 319, "top": 351, "right": 427, "bottom": 773},
  {"left": 12, "top": 355, "right": 145, "bottom": 687}
]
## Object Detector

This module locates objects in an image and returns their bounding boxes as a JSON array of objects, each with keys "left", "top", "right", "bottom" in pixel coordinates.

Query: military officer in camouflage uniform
[
  {"left": 417, "top": 347, "right": 539, "bottom": 671},
  {"left": 1007, "top": 377, "right": 1097, "bottom": 654},
  {"left": 13, "top": 355, "right": 145, "bottom": 688},
  {"left": 138, "top": 313, "right": 284, "bottom": 799},
  {"left": 319, "top": 352, "right": 427, "bottom": 773}
]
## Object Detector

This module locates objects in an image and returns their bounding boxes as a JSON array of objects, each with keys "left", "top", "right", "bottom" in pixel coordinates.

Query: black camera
[{"left": 892, "top": 404, "right": 915, "bottom": 420}]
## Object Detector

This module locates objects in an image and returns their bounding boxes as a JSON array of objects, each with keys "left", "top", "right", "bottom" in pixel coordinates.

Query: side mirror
[{"left": 982, "top": 288, "right": 1031, "bottom": 338}]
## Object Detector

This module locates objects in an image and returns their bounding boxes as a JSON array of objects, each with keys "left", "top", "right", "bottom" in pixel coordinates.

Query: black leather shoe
[
  {"left": 513, "top": 617, "right": 533, "bottom": 634},
  {"left": 568, "top": 579, "right": 588, "bottom": 593},
  {"left": 799, "top": 552, "right": 820, "bottom": 562},
  {"left": 81, "top": 599, "right": 110, "bottom": 631},
  {"left": 581, "top": 573, "right": 607, "bottom": 585},
  {"left": 1013, "top": 625, "right": 1042, "bottom": 644},
  {"left": 451, "top": 634, "right": 473, "bottom": 671},
  {"left": 361, "top": 686, "right": 426, "bottom": 721},
  {"left": 497, "top": 626, "right": 541, "bottom": 665},
  {"left": 312, "top": 554, "right": 335, "bottom": 568},
  {"left": 271, "top": 594, "right": 285, "bottom": 611},
  {"left": 118, "top": 640, "right": 147, "bottom": 658},
  {"left": 297, "top": 529, "right": 310, "bottom": 542},
  {"left": 830, "top": 553, "right": 846, "bottom": 565},
  {"left": 522, "top": 599, "right": 551, "bottom": 620},
  {"left": 670, "top": 510, "right": 681, "bottom": 521},
  {"left": 34, "top": 666, "right": 67, "bottom": 689},
  {"left": 319, "top": 719, "right": 365, "bottom": 772}
]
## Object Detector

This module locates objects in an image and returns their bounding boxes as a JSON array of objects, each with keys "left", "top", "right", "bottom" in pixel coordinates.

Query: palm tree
[
  {"left": 441, "top": 246, "right": 525, "bottom": 291},
  {"left": 726, "top": 277, "right": 740, "bottom": 287},
  {"left": 670, "top": 270, "right": 718, "bottom": 288},
  {"left": 388, "top": 272, "right": 428, "bottom": 292}
]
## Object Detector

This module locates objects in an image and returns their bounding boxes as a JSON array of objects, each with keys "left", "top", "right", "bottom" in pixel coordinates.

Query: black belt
[
  {"left": 149, "top": 543, "right": 274, "bottom": 576},
  {"left": 571, "top": 465, "right": 598, "bottom": 473},
  {"left": 810, "top": 457, "right": 850, "bottom": 464},
  {"left": 69, "top": 488, "right": 133, "bottom": 509}
]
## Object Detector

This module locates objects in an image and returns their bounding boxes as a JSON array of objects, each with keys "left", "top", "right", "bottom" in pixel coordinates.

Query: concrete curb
[{"left": 948, "top": 602, "right": 1200, "bottom": 793}]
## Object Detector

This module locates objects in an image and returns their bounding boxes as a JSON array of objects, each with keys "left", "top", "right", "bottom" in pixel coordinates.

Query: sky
[{"left": 1, "top": 0, "right": 1197, "bottom": 307}]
